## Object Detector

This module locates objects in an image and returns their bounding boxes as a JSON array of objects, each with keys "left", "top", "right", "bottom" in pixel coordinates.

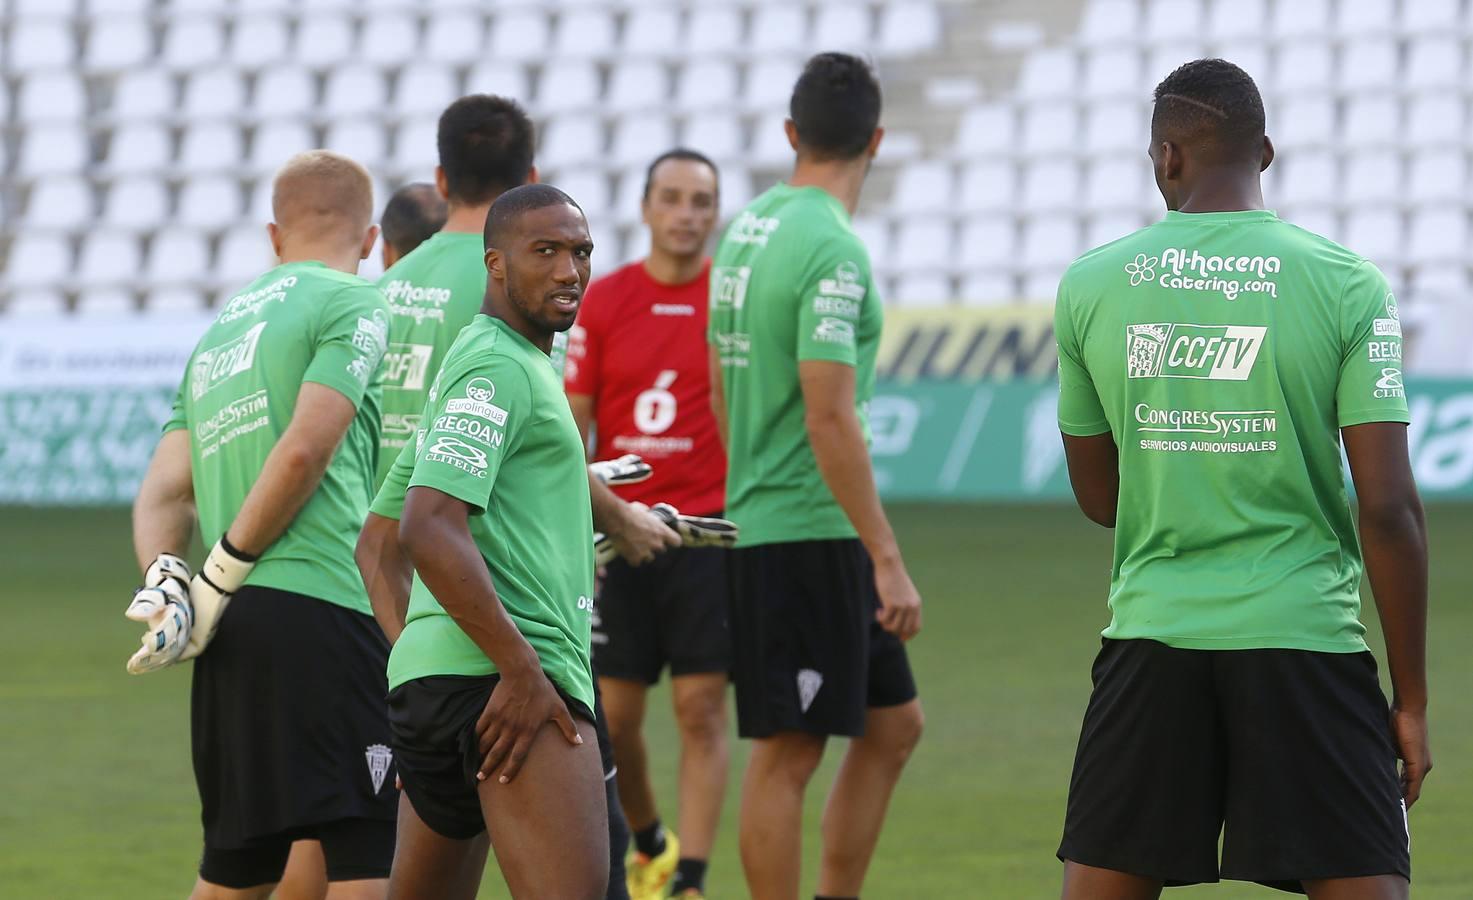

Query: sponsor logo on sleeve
[
  {"left": 1367, "top": 340, "right": 1402, "bottom": 362},
  {"left": 444, "top": 377, "right": 508, "bottom": 426},
  {"left": 431, "top": 413, "right": 504, "bottom": 448},
  {"left": 1374, "top": 367, "right": 1405, "bottom": 399},
  {"left": 190, "top": 322, "right": 268, "bottom": 400},
  {"left": 382, "top": 342, "right": 433, "bottom": 391},
  {"left": 1125, "top": 323, "right": 1266, "bottom": 381},
  {"left": 1126, "top": 249, "right": 1282, "bottom": 299},
  {"left": 424, "top": 435, "right": 489, "bottom": 476},
  {"left": 813, "top": 317, "right": 857, "bottom": 346},
  {"left": 817, "top": 260, "right": 868, "bottom": 306},
  {"left": 712, "top": 266, "right": 752, "bottom": 311},
  {"left": 347, "top": 309, "right": 390, "bottom": 384},
  {"left": 1375, "top": 292, "right": 1402, "bottom": 336}
]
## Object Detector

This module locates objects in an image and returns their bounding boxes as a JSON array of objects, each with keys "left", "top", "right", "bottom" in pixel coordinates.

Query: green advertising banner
[{"left": 871, "top": 378, "right": 1473, "bottom": 502}]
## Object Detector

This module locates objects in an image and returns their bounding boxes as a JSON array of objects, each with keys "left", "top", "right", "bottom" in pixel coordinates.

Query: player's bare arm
[
  {"left": 589, "top": 471, "right": 680, "bottom": 566},
  {"left": 799, "top": 359, "right": 921, "bottom": 641},
  {"left": 708, "top": 343, "right": 728, "bottom": 450},
  {"left": 226, "top": 381, "right": 358, "bottom": 556},
  {"left": 1061, "top": 433, "right": 1121, "bottom": 528},
  {"left": 399, "top": 483, "right": 583, "bottom": 783},
  {"left": 133, "top": 429, "right": 197, "bottom": 568},
  {"left": 1344, "top": 421, "right": 1432, "bottom": 807},
  {"left": 356, "top": 511, "right": 412, "bottom": 644}
]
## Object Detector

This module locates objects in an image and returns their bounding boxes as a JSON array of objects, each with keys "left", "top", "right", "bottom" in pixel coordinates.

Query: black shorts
[
  {"left": 593, "top": 542, "right": 730, "bottom": 684},
  {"left": 198, "top": 817, "right": 395, "bottom": 888},
  {"left": 387, "top": 674, "right": 597, "bottom": 840},
  {"left": 727, "top": 538, "right": 917, "bottom": 738},
  {"left": 1059, "top": 639, "right": 1411, "bottom": 891},
  {"left": 192, "top": 586, "right": 398, "bottom": 853}
]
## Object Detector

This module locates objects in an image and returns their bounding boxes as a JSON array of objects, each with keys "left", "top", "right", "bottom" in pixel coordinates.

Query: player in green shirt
[
  {"left": 368, "top": 184, "right": 610, "bottom": 899},
  {"left": 708, "top": 54, "right": 923, "bottom": 900},
  {"left": 127, "top": 151, "right": 398, "bottom": 896},
  {"left": 1055, "top": 60, "right": 1429, "bottom": 898},
  {"left": 378, "top": 182, "right": 446, "bottom": 270}
]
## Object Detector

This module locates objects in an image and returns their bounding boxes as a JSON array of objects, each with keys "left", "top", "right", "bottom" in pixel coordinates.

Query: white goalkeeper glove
[
  {"left": 125, "top": 553, "right": 195, "bottom": 674},
  {"left": 592, "top": 503, "right": 739, "bottom": 565},
  {"left": 178, "top": 537, "right": 257, "bottom": 661},
  {"left": 649, "top": 503, "right": 739, "bottom": 550},
  {"left": 588, "top": 453, "right": 653, "bottom": 486}
]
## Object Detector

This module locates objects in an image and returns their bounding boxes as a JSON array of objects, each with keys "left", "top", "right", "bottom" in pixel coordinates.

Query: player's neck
[
  {"left": 1171, "top": 175, "right": 1266, "bottom": 215},
  {"left": 788, "top": 158, "right": 869, "bottom": 216},
  {"left": 481, "top": 294, "right": 554, "bottom": 354},
  {"left": 442, "top": 201, "right": 494, "bottom": 235},
  {"left": 642, "top": 250, "right": 704, "bottom": 286},
  {"left": 276, "top": 244, "right": 363, "bottom": 275}
]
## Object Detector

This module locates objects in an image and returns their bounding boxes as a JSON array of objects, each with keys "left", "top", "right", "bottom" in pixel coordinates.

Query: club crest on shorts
[
  {"left": 797, "top": 669, "right": 823, "bottom": 713},
  {"left": 365, "top": 743, "right": 393, "bottom": 794}
]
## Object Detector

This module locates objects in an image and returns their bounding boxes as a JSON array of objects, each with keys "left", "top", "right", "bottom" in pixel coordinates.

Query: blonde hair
[{"left": 271, "top": 150, "right": 375, "bottom": 239}]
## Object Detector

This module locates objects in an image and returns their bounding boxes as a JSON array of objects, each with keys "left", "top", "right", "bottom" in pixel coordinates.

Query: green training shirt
[
  {"left": 1055, "top": 209, "right": 1411, "bottom": 653},
  {"left": 164, "top": 261, "right": 390, "bottom": 614},
  {"left": 384, "top": 315, "right": 596, "bottom": 710},
  {"left": 709, "top": 183, "right": 883, "bottom": 547},
  {"left": 376, "top": 231, "right": 487, "bottom": 486}
]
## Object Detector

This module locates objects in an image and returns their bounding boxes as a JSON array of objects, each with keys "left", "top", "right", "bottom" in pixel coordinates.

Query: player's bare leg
[
  {"left": 1060, "top": 861, "right": 1163, "bottom": 900},
  {"left": 481, "top": 718, "right": 608, "bottom": 899},
  {"left": 386, "top": 792, "right": 487, "bottom": 900},
  {"left": 600, "top": 676, "right": 659, "bottom": 830},
  {"left": 276, "top": 840, "right": 327, "bottom": 900},
  {"left": 738, "top": 731, "right": 826, "bottom": 900},
  {"left": 1304, "top": 876, "right": 1409, "bottom": 900},
  {"left": 816, "top": 699, "right": 923, "bottom": 896},
  {"left": 189, "top": 881, "right": 275, "bottom": 900},
  {"left": 670, "top": 672, "right": 730, "bottom": 862}
]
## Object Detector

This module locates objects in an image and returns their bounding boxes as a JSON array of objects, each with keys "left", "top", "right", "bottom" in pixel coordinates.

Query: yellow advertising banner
[{"left": 877, "top": 305, "right": 1057, "bottom": 383}]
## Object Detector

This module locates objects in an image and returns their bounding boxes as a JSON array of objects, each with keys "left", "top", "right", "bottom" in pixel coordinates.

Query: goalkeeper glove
[
  {"left": 178, "top": 536, "right": 257, "bottom": 661},
  {"left": 588, "top": 453, "right": 653, "bottom": 486},
  {"left": 650, "top": 503, "right": 739, "bottom": 549},
  {"left": 125, "top": 554, "right": 194, "bottom": 674}
]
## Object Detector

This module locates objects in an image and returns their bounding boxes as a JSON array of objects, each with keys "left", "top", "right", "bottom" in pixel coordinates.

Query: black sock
[
  {"left": 670, "top": 857, "right": 707, "bottom": 893},
  {"left": 633, "top": 820, "right": 666, "bottom": 858}
]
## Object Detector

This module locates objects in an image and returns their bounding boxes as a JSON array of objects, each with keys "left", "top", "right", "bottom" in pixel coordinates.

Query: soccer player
[
  {"left": 127, "top": 150, "right": 396, "bottom": 899},
  {"left": 372, "top": 184, "right": 606, "bottom": 899},
  {"left": 379, "top": 182, "right": 447, "bottom": 270},
  {"left": 708, "top": 53, "right": 925, "bottom": 900},
  {"left": 1054, "top": 59, "right": 1430, "bottom": 898},
  {"left": 565, "top": 148, "right": 729, "bottom": 900}
]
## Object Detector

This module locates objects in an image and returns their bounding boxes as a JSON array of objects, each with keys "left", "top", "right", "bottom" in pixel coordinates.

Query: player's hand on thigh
[
  {"left": 1390, "top": 704, "right": 1432, "bottom": 807},
  {"left": 873, "top": 557, "right": 923, "bottom": 641},
  {"left": 475, "top": 670, "right": 584, "bottom": 785},
  {"left": 124, "top": 553, "right": 195, "bottom": 674}
]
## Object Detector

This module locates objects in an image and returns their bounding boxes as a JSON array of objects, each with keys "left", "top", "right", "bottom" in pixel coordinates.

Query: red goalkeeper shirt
[{"left": 565, "top": 259, "right": 727, "bottom": 516}]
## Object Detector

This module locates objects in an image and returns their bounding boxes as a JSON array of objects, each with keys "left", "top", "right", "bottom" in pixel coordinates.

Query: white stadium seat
[
  {"left": 295, "top": 15, "right": 354, "bottom": 66},
  {"left": 1082, "top": 48, "right": 1143, "bottom": 100},
  {"left": 254, "top": 68, "right": 317, "bottom": 118},
  {"left": 552, "top": 9, "right": 615, "bottom": 57},
  {"left": 959, "top": 218, "right": 1016, "bottom": 268},
  {"left": 893, "top": 274, "right": 951, "bottom": 307},
  {"left": 814, "top": 4, "right": 872, "bottom": 53},
  {"left": 424, "top": 12, "right": 485, "bottom": 63},
  {"left": 1016, "top": 48, "right": 1077, "bottom": 100},
  {"left": 394, "top": 65, "right": 458, "bottom": 116},
  {"left": 1342, "top": 96, "right": 1399, "bottom": 149},
  {"left": 391, "top": 116, "right": 439, "bottom": 176},
  {"left": 1079, "top": 0, "right": 1138, "bottom": 46},
  {"left": 1272, "top": 41, "right": 1332, "bottom": 93},
  {"left": 217, "top": 226, "right": 276, "bottom": 287},
  {"left": 1206, "top": 41, "right": 1267, "bottom": 91},
  {"left": 148, "top": 287, "right": 206, "bottom": 313},
  {"left": 5, "top": 290, "right": 69, "bottom": 317},
  {"left": 87, "top": 20, "right": 151, "bottom": 71},
  {"left": 1339, "top": 39, "right": 1398, "bottom": 93},
  {"left": 611, "top": 171, "right": 646, "bottom": 225},
  {"left": 1021, "top": 214, "right": 1079, "bottom": 269},
  {"left": 536, "top": 62, "right": 601, "bottom": 111},
  {"left": 230, "top": 17, "right": 290, "bottom": 66},
  {"left": 1405, "top": 37, "right": 1464, "bottom": 90},
  {"left": 1407, "top": 150, "right": 1465, "bottom": 204},
  {"left": 1345, "top": 209, "right": 1403, "bottom": 264},
  {"left": 624, "top": 7, "right": 682, "bottom": 56},
  {"left": 1023, "top": 271, "right": 1066, "bottom": 301},
  {"left": 1086, "top": 212, "right": 1146, "bottom": 249},
  {"left": 1283, "top": 206, "right": 1338, "bottom": 240},
  {"left": 893, "top": 162, "right": 954, "bottom": 214},
  {"left": 76, "top": 288, "right": 137, "bottom": 316},
  {"left": 1206, "top": 0, "right": 1267, "bottom": 40},
  {"left": 360, "top": 13, "right": 419, "bottom": 65},
  {"left": 251, "top": 120, "right": 315, "bottom": 173},
  {"left": 18, "top": 125, "right": 89, "bottom": 177},
  {"left": 750, "top": 115, "right": 796, "bottom": 165},
  {"left": 954, "top": 103, "right": 1015, "bottom": 157},
  {"left": 18, "top": 73, "right": 86, "bottom": 124},
  {"left": 719, "top": 168, "right": 752, "bottom": 220},
  {"left": 1144, "top": 0, "right": 1203, "bottom": 44},
  {"left": 675, "top": 61, "right": 739, "bottom": 111},
  {"left": 850, "top": 217, "right": 892, "bottom": 262},
  {"left": 1342, "top": 151, "right": 1401, "bottom": 205},
  {"left": 894, "top": 219, "right": 952, "bottom": 270},
  {"left": 324, "top": 65, "right": 389, "bottom": 117},
  {"left": 183, "top": 70, "right": 247, "bottom": 120},
  {"left": 25, "top": 177, "right": 93, "bottom": 229},
  {"left": 959, "top": 273, "right": 1015, "bottom": 306},
  {"left": 539, "top": 118, "right": 604, "bottom": 168},
  {"left": 104, "top": 178, "right": 170, "bottom": 229},
  {"left": 878, "top": 2, "right": 942, "bottom": 56},
  {"left": 1082, "top": 100, "right": 1144, "bottom": 156},
  {"left": 178, "top": 177, "right": 243, "bottom": 229},
  {"left": 1279, "top": 151, "right": 1336, "bottom": 206},
  {"left": 751, "top": 7, "right": 808, "bottom": 54},
  {"left": 1336, "top": 0, "right": 1395, "bottom": 37},
  {"left": 745, "top": 59, "right": 803, "bottom": 110},
  {"left": 681, "top": 113, "right": 743, "bottom": 160},
  {"left": 324, "top": 120, "right": 388, "bottom": 169},
  {"left": 148, "top": 229, "right": 212, "bottom": 284},
  {"left": 465, "top": 62, "right": 530, "bottom": 102},
  {"left": 77, "top": 234, "right": 142, "bottom": 288},
  {"left": 607, "top": 61, "right": 668, "bottom": 113},
  {"left": 162, "top": 19, "right": 225, "bottom": 69},
  {"left": 1406, "top": 210, "right": 1467, "bottom": 264},
  {"left": 959, "top": 161, "right": 1015, "bottom": 213},
  {"left": 1273, "top": 96, "right": 1334, "bottom": 150},
  {"left": 1084, "top": 157, "right": 1146, "bottom": 212},
  {"left": 180, "top": 123, "right": 245, "bottom": 172},
  {"left": 112, "top": 70, "right": 175, "bottom": 120},
  {"left": 1402, "top": 0, "right": 1462, "bottom": 33},
  {"left": 1406, "top": 95, "right": 1464, "bottom": 146},
  {"left": 687, "top": 8, "right": 741, "bottom": 54},
  {"left": 4, "top": 235, "right": 72, "bottom": 289},
  {"left": 611, "top": 114, "right": 676, "bottom": 167},
  {"left": 1022, "top": 160, "right": 1081, "bottom": 212},
  {"left": 491, "top": 11, "right": 550, "bottom": 62},
  {"left": 9, "top": 22, "right": 74, "bottom": 70},
  {"left": 1021, "top": 106, "right": 1077, "bottom": 156},
  {"left": 547, "top": 170, "right": 610, "bottom": 219},
  {"left": 1271, "top": 0, "right": 1330, "bottom": 39}
]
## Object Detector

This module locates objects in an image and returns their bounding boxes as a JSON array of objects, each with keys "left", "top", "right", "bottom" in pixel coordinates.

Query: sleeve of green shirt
[
  {"left": 304, "top": 284, "right": 391, "bottom": 408},
  {"left": 406, "top": 358, "right": 531, "bottom": 516},
  {"left": 1054, "top": 277, "right": 1111, "bottom": 436},
  {"left": 794, "top": 234, "right": 871, "bottom": 367},
  {"left": 368, "top": 439, "right": 417, "bottom": 521},
  {"left": 1335, "top": 261, "right": 1411, "bottom": 428}
]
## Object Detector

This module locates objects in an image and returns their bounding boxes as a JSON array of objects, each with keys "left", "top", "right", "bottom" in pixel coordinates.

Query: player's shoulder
[
  {"left": 1272, "top": 215, "right": 1385, "bottom": 283},
  {"left": 1061, "top": 221, "right": 1166, "bottom": 290}
]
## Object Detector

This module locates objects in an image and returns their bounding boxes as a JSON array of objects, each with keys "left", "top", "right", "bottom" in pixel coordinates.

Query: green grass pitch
[{"left": 2, "top": 504, "right": 1469, "bottom": 897}]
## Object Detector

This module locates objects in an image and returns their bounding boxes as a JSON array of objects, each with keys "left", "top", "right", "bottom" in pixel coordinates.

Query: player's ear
[
  {"left": 484, "top": 247, "right": 504, "bottom": 282},
  {"left": 784, "top": 119, "right": 800, "bottom": 152},
  {"left": 866, "top": 126, "right": 885, "bottom": 159},
  {"left": 1260, "top": 135, "right": 1275, "bottom": 173},
  {"left": 360, "top": 224, "right": 380, "bottom": 261},
  {"left": 1161, "top": 140, "right": 1184, "bottom": 181},
  {"left": 434, "top": 166, "right": 450, "bottom": 201},
  {"left": 267, "top": 222, "right": 284, "bottom": 260}
]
